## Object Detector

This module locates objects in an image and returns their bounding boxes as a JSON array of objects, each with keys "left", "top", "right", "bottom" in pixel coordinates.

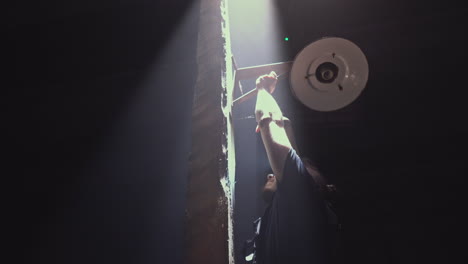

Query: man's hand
[{"left": 255, "top": 71, "right": 278, "bottom": 94}]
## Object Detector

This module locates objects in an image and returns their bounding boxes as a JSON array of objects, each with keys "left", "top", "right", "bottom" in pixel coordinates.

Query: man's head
[{"left": 262, "top": 173, "right": 277, "bottom": 203}]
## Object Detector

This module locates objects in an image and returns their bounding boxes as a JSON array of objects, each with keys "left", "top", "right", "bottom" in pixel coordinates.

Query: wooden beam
[{"left": 186, "top": 0, "right": 235, "bottom": 264}]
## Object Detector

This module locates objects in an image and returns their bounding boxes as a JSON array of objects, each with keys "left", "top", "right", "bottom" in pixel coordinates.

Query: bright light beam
[{"left": 229, "top": 0, "right": 286, "bottom": 67}]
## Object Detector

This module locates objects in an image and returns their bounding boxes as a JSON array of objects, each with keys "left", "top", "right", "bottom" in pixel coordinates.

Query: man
[{"left": 247, "top": 71, "right": 339, "bottom": 264}]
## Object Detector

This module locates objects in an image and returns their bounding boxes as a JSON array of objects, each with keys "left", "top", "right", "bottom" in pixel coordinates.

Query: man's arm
[
  {"left": 283, "top": 117, "right": 300, "bottom": 156},
  {"left": 254, "top": 72, "right": 292, "bottom": 183}
]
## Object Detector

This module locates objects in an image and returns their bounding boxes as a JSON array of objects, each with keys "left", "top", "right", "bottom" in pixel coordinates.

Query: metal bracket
[{"left": 232, "top": 61, "right": 293, "bottom": 106}]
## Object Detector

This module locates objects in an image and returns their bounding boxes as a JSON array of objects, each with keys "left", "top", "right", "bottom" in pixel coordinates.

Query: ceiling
[{"left": 230, "top": 1, "right": 467, "bottom": 263}]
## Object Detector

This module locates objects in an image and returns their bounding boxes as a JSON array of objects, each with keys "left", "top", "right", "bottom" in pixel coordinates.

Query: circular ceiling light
[{"left": 290, "top": 37, "right": 369, "bottom": 111}]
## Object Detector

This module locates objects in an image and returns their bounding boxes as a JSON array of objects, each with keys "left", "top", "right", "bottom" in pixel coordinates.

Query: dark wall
[{"left": 7, "top": 1, "right": 199, "bottom": 263}]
